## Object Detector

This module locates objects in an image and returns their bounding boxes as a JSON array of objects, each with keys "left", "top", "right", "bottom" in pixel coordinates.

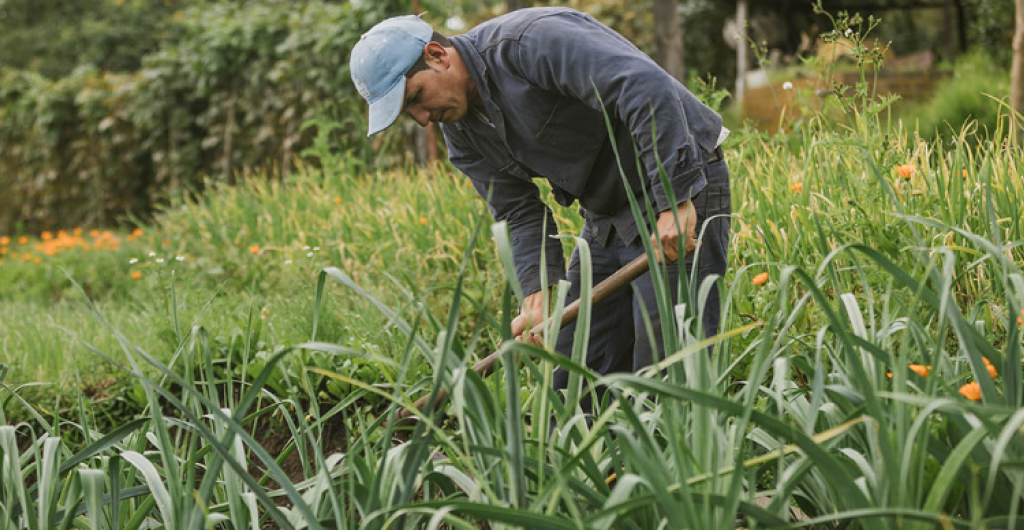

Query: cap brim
[{"left": 367, "top": 75, "right": 406, "bottom": 137}]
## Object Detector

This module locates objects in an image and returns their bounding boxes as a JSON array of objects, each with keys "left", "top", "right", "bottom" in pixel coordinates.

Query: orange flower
[
  {"left": 132, "top": 227, "right": 143, "bottom": 237},
  {"left": 0, "top": 248, "right": 6, "bottom": 256},
  {"left": 0, "top": 236, "right": 9, "bottom": 246},
  {"left": 17, "top": 236, "right": 28, "bottom": 245},
  {"left": 57, "top": 230, "right": 67, "bottom": 238},
  {"left": 962, "top": 168, "right": 968, "bottom": 179},
  {"left": 333, "top": 197, "right": 342, "bottom": 204},
  {"left": 41, "top": 231, "right": 53, "bottom": 241},
  {"left": 33, "top": 257, "right": 42, "bottom": 264},
  {"left": 419, "top": 217, "right": 428, "bottom": 225},
  {"left": 790, "top": 182, "right": 804, "bottom": 193},
  {"left": 909, "top": 364, "right": 930, "bottom": 377},
  {"left": 896, "top": 164, "right": 916, "bottom": 179},
  {"left": 887, "top": 364, "right": 931, "bottom": 378},
  {"left": 73, "top": 227, "right": 83, "bottom": 236},
  {"left": 752, "top": 272, "right": 769, "bottom": 285},
  {"left": 1017, "top": 309, "right": 1024, "bottom": 327},
  {"left": 249, "top": 245, "right": 261, "bottom": 255},
  {"left": 958, "top": 382, "right": 982, "bottom": 401},
  {"left": 131, "top": 270, "right": 142, "bottom": 280},
  {"left": 982, "top": 357, "right": 997, "bottom": 378},
  {"left": 89, "top": 229, "right": 100, "bottom": 239}
]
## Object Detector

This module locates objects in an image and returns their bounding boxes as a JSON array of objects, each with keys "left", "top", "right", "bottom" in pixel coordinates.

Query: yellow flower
[
  {"left": 790, "top": 182, "right": 803, "bottom": 193},
  {"left": 909, "top": 364, "right": 930, "bottom": 377},
  {"left": 896, "top": 164, "right": 916, "bottom": 179},
  {"left": 958, "top": 382, "right": 982, "bottom": 401},
  {"left": 333, "top": 197, "right": 342, "bottom": 204},
  {"left": 419, "top": 217, "right": 428, "bottom": 225},
  {"left": 18, "top": 236, "right": 28, "bottom": 245},
  {"left": 41, "top": 231, "right": 53, "bottom": 241},
  {"left": 0, "top": 236, "right": 9, "bottom": 246},
  {"left": 249, "top": 245, "right": 261, "bottom": 255},
  {"left": 131, "top": 270, "right": 142, "bottom": 280},
  {"left": 752, "top": 272, "right": 769, "bottom": 286}
]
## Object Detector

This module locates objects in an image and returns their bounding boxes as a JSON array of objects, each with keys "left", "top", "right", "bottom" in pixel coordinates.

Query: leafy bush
[
  {"left": 0, "top": 0, "right": 187, "bottom": 78},
  {"left": 0, "top": 1, "right": 406, "bottom": 236},
  {"left": 901, "top": 51, "right": 1011, "bottom": 140}
]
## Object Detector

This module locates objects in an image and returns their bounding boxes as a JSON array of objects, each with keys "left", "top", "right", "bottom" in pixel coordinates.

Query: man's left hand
[{"left": 651, "top": 200, "right": 698, "bottom": 263}]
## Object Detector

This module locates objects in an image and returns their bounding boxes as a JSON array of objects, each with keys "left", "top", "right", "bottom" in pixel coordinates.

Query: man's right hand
[{"left": 511, "top": 290, "right": 547, "bottom": 346}]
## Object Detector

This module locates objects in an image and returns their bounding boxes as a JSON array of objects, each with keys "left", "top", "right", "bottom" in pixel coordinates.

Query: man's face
[{"left": 402, "top": 43, "right": 469, "bottom": 127}]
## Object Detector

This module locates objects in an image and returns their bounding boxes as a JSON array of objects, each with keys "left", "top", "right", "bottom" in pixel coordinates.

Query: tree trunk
[
  {"left": 952, "top": 0, "right": 968, "bottom": 53},
  {"left": 1012, "top": 0, "right": 1024, "bottom": 142},
  {"left": 653, "top": 0, "right": 685, "bottom": 81},
  {"left": 735, "top": 0, "right": 748, "bottom": 108},
  {"left": 223, "top": 88, "right": 237, "bottom": 185},
  {"left": 506, "top": 0, "right": 529, "bottom": 12}
]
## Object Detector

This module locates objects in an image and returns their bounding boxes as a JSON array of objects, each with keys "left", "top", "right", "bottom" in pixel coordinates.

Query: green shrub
[
  {"left": 902, "top": 51, "right": 1011, "bottom": 140},
  {"left": 0, "top": 1, "right": 409, "bottom": 236}
]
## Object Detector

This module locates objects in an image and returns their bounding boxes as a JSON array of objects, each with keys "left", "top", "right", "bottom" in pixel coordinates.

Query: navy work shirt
[{"left": 439, "top": 7, "right": 724, "bottom": 297}]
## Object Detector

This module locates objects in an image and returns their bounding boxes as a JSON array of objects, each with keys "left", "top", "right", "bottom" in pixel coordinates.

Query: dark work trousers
[{"left": 552, "top": 153, "right": 731, "bottom": 412}]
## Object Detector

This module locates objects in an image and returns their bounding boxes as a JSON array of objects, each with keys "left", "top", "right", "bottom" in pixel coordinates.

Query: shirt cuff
[{"left": 651, "top": 163, "right": 707, "bottom": 213}]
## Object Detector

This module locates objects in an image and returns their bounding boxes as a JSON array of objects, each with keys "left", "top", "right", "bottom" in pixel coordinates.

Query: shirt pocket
[{"left": 534, "top": 98, "right": 605, "bottom": 152}]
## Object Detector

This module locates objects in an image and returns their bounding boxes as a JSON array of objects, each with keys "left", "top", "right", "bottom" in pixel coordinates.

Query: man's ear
[{"left": 423, "top": 42, "right": 450, "bottom": 69}]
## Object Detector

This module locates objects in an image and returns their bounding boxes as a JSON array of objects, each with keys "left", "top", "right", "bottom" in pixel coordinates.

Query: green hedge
[{"left": 0, "top": 1, "right": 398, "bottom": 235}]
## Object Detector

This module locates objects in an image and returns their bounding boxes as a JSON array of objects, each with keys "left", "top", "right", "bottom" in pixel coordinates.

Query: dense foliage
[
  {"left": 0, "top": 1, "right": 406, "bottom": 235},
  {"left": 3, "top": 93, "right": 1024, "bottom": 527}
]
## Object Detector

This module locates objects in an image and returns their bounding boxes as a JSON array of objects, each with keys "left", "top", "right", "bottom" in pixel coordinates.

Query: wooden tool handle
[{"left": 397, "top": 253, "right": 651, "bottom": 421}]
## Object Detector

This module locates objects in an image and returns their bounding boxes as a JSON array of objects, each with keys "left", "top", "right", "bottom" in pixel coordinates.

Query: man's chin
[{"left": 446, "top": 108, "right": 467, "bottom": 122}]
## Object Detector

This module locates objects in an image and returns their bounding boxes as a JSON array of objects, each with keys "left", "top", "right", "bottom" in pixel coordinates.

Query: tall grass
[{"left": 3, "top": 97, "right": 1023, "bottom": 527}]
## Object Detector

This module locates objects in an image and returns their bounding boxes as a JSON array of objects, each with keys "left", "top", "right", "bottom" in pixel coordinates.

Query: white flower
[
  {"left": 175, "top": 256, "right": 185, "bottom": 262},
  {"left": 129, "top": 258, "right": 138, "bottom": 264},
  {"left": 845, "top": 28, "right": 853, "bottom": 37},
  {"left": 284, "top": 260, "right": 292, "bottom": 265},
  {"left": 306, "top": 252, "right": 314, "bottom": 258},
  {"left": 783, "top": 81, "right": 794, "bottom": 90},
  {"left": 303, "top": 246, "right": 310, "bottom": 250},
  {"left": 313, "top": 247, "right": 320, "bottom": 251},
  {"left": 148, "top": 251, "right": 156, "bottom": 258},
  {"left": 156, "top": 258, "right": 165, "bottom": 264}
]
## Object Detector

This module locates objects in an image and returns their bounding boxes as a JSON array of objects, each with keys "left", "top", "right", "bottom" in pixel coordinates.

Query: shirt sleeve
[
  {"left": 441, "top": 125, "right": 566, "bottom": 298},
  {"left": 514, "top": 10, "right": 706, "bottom": 212}
]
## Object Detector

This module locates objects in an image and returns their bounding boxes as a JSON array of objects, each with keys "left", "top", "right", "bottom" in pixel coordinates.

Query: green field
[{"left": 3, "top": 91, "right": 1024, "bottom": 527}]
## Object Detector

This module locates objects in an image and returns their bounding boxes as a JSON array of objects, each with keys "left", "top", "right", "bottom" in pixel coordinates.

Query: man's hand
[
  {"left": 511, "top": 290, "right": 546, "bottom": 346},
  {"left": 651, "top": 200, "right": 698, "bottom": 263}
]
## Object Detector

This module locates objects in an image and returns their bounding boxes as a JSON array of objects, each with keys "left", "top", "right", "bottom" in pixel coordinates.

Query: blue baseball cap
[{"left": 350, "top": 14, "right": 434, "bottom": 137}]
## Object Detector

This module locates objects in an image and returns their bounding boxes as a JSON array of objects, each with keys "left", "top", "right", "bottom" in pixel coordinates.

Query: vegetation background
[{"left": 2, "top": 0, "right": 1024, "bottom": 528}]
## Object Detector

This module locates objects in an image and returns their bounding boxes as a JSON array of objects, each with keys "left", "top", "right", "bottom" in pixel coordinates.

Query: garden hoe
[{"left": 396, "top": 252, "right": 651, "bottom": 425}]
